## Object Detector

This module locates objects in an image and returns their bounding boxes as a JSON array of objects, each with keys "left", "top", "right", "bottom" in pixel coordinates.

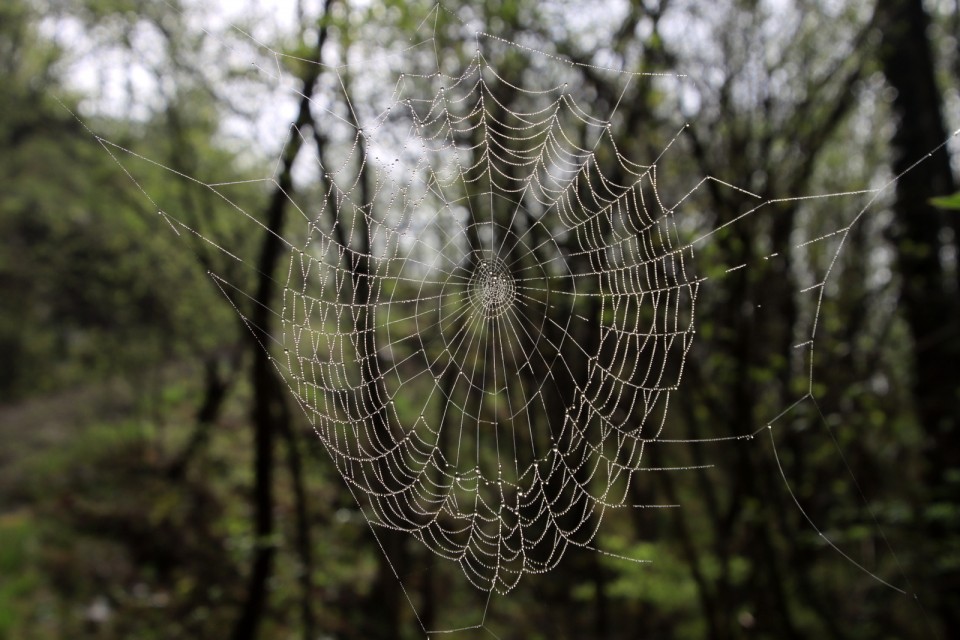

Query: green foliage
[
  {"left": 0, "top": 512, "right": 46, "bottom": 640},
  {"left": 930, "top": 191, "right": 960, "bottom": 210},
  {"left": 0, "top": 0, "right": 260, "bottom": 401},
  {"left": 2, "top": 0, "right": 957, "bottom": 638}
]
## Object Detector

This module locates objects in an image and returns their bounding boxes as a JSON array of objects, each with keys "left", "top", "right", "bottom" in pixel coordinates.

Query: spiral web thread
[{"left": 76, "top": 3, "right": 959, "bottom": 633}]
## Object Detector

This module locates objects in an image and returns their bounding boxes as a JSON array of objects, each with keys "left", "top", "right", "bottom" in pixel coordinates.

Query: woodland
[{"left": 1, "top": 0, "right": 959, "bottom": 638}]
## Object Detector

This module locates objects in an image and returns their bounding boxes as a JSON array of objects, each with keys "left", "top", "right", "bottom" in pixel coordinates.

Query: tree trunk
[
  {"left": 879, "top": 0, "right": 960, "bottom": 634},
  {"left": 230, "top": 159, "right": 296, "bottom": 640},
  {"left": 230, "top": 4, "right": 336, "bottom": 636}
]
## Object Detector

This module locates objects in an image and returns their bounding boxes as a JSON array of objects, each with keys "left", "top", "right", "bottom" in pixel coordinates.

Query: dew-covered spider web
[
  {"left": 72, "top": 2, "right": 959, "bottom": 635},
  {"left": 281, "top": 52, "right": 699, "bottom": 595}
]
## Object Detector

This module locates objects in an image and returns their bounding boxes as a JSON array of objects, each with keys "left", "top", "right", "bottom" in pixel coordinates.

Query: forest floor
[
  {"left": 0, "top": 360, "right": 372, "bottom": 640},
  {"left": 0, "top": 362, "right": 235, "bottom": 640}
]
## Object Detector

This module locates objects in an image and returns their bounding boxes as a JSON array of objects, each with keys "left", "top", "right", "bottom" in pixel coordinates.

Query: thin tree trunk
[
  {"left": 168, "top": 352, "right": 237, "bottom": 480},
  {"left": 230, "top": 144, "right": 298, "bottom": 640},
  {"left": 278, "top": 414, "right": 317, "bottom": 640},
  {"left": 230, "top": 4, "right": 336, "bottom": 637},
  {"left": 879, "top": 0, "right": 960, "bottom": 635}
]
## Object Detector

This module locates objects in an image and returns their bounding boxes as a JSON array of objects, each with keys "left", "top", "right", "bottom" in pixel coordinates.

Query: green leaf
[{"left": 930, "top": 192, "right": 960, "bottom": 210}]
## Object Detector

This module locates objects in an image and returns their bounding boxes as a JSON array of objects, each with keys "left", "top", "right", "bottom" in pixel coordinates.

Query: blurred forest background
[{"left": 1, "top": 0, "right": 959, "bottom": 638}]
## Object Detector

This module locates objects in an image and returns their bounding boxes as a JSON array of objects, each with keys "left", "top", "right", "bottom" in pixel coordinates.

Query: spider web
[
  {"left": 72, "top": 2, "right": 958, "bottom": 635},
  {"left": 278, "top": 32, "right": 705, "bottom": 598}
]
